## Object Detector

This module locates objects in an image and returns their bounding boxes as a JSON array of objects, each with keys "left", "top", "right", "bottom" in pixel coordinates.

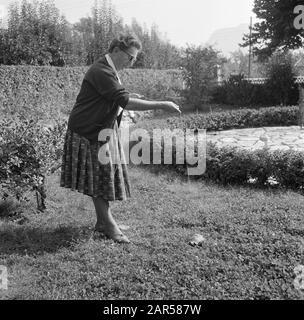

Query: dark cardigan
[{"left": 68, "top": 57, "right": 130, "bottom": 142}]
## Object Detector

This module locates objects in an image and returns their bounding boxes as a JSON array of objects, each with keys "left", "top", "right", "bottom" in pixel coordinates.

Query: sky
[{"left": 0, "top": 0, "right": 256, "bottom": 48}]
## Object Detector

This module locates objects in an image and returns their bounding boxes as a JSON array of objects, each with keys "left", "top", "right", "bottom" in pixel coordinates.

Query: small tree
[{"left": 181, "top": 45, "right": 226, "bottom": 111}]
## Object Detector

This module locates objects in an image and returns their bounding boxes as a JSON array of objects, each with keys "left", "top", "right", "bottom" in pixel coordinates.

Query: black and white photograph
[{"left": 0, "top": 0, "right": 304, "bottom": 310}]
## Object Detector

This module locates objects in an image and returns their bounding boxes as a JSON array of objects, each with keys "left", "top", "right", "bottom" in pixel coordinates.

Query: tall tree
[
  {"left": 242, "top": 0, "right": 304, "bottom": 61},
  {"left": 1, "top": 0, "right": 71, "bottom": 65},
  {"left": 0, "top": 0, "right": 182, "bottom": 68},
  {"left": 73, "top": 17, "right": 95, "bottom": 65},
  {"left": 91, "top": 0, "right": 124, "bottom": 61},
  {"left": 128, "top": 18, "right": 182, "bottom": 69}
]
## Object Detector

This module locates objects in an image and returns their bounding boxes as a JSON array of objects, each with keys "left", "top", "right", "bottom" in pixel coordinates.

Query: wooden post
[
  {"left": 299, "top": 87, "right": 304, "bottom": 129},
  {"left": 248, "top": 17, "right": 252, "bottom": 78}
]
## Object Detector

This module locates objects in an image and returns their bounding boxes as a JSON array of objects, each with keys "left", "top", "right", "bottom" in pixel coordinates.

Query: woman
[{"left": 60, "top": 34, "right": 181, "bottom": 244}]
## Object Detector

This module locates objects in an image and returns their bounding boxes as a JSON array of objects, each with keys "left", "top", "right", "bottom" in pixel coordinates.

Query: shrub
[
  {"left": 0, "top": 115, "right": 66, "bottom": 210},
  {"left": 158, "top": 142, "right": 304, "bottom": 192},
  {"left": 200, "top": 144, "right": 304, "bottom": 191},
  {"left": 272, "top": 150, "right": 304, "bottom": 189}
]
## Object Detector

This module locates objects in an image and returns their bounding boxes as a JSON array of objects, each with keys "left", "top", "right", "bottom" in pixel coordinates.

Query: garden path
[{"left": 207, "top": 126, "right": 304, "bottom": 152}]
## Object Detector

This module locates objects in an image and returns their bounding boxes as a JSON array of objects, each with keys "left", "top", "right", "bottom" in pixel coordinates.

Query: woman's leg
[
  {"left": 92, "top": 196, "right": 120, "bottom": 233},
  {"left": 92, "top": 196, "right": 130, "bottom": 243}
]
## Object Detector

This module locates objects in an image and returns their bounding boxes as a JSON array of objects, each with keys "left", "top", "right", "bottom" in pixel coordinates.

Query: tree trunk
[{"left": 35, "top": 177, "right": 46, "bottom": 212}]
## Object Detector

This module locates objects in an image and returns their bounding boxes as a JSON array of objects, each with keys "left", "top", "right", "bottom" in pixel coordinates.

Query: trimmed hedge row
[
  {"left": 172, "top": 143, "right": 304, "bottom": 191},
  {"left": 134, "top": 105, "right": 299, "bottom": 132},
  {"left": 0, "top": 66, "right": 85, "bottom": 119},
  {"left": 0, "top": 65, "right": 183, "bottom": 119}
]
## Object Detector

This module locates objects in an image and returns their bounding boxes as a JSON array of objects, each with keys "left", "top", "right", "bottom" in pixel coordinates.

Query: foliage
[
  {"left": 241, "top": 0, "right": 304, "bottom": 60},
  {"left": 180, "top": 45, "right": 227, "bottom": 110},
  {"left": 135, "top": 115, "right": 304, "bottom": 192},
  {"left": 0, "top": 65, "right": 183, "bottom": 119},
  {"left": 134, "top": 105, "right": 299, "bottom": 134},
  {"left": 201, "top": 144, "right": 304, "bottom": 191},
  {"left": 163, "top": 106, "right": 299, "bottom": 131},
  {"left": 127, "top": 20, "right": 183, "bottom": 69},
  {"left": 212, "top": 51, "right": 299, "bottom": 107},
  {"left": 264, "top": 52, "right": 299, "bottom": 106},
  {"left": 0, "top": 0, "right": 182, "bottom": 68},
  {"left": 133, "top": 103, "right": 303, "bottom": 191},
  {"left": 0, "top": 65, "right": 86, "bottom": 118},
  {"left": 212, "top": 74, "right": 270, "bottom": 107},
  {"left": 223, "top": 49, "right": 267, "bottom": 78},
  {"left": 134, "top": 104, "right": 303, "bottom": 191},
  {"left": 120, "top": 68, "right": 183, "bottom": 101},
  {"left": 89, "top": 0, "right": 124, "bottom": 64},
  {"left": 0, "top": 0, "right": 74, "bottom": 66},
  {"left": 0, "top": 115, "right": 66, "bottom": 210},
  {"left": 174, "top": 143, "right": 303, "bottom": 191}
]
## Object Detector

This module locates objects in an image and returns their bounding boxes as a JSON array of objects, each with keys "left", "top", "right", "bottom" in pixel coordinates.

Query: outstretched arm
[{"left": 125, "top": 97, "right": 181, "bottom": 114}]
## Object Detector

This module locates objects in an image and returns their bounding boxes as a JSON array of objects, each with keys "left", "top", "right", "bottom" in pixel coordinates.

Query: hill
[{"left": 206, "top": 23, "right": 249, "bottom": 57}]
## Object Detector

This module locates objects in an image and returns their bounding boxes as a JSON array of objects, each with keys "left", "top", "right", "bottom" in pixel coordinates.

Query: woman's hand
[{"left": 161, "top": 101, "right": 181, "bottom": 114}]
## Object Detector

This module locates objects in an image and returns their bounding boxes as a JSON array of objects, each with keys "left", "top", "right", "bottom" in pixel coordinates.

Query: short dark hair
[{"left": 108, "top": 34, "right": 142, "bottom": 53}]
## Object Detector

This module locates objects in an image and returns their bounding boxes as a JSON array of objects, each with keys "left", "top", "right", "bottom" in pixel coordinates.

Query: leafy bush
[
  {"left": 143, "top": 141, "right": 304, "bottom": 192},
  {"left": 200, "top": 144, "right": 304, "bottom": 191},
  {"left": 0, "top": 115, "right": 66, "bottom": 210},
  {"left": 272, "top": 150, "right": 304, "bottom": 189}
]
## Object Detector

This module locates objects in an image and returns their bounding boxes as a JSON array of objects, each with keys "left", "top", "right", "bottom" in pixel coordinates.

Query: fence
[{"left": 218, "top": 76, "right": 304, "bottom": 85}]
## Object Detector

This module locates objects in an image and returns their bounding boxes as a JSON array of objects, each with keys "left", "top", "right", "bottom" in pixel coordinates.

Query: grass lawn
[{"left": 0, "top": 164, "right": 304, "bottom": 300}]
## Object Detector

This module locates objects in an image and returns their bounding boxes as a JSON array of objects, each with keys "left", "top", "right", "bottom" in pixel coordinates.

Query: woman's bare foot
[
  {"left": 93, "top": 228, "right": 130, "bottom": 243},
  {"left": 92, "top": 197, "right": 130, "bottom": 243}
]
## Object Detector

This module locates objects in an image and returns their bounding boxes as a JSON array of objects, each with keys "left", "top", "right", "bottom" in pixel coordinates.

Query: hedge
[
  {"left": 134, "top": 105, "right": 300, "bottom": 132},
  {"left": 0, "top": 65, "right": 183, "bottom": 120},
  {"left": 173, "top": 143, "right": 304, "bottom": 192}
]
